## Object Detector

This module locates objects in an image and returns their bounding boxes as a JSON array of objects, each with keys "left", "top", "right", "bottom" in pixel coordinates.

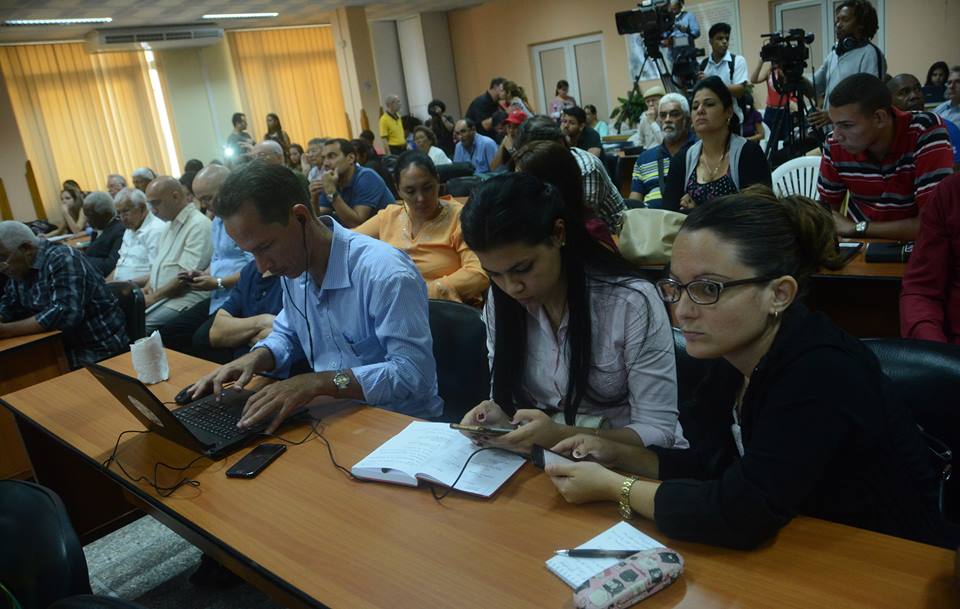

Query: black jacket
[
  {"left": 84, "top": 218, "right": 124, "bottom": 277},
  {"left": 652, "top": 304, "right": 947, "bottom": 549}
]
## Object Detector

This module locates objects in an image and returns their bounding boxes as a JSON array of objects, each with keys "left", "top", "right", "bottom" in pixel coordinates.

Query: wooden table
[
  {"left": 0, "top": 330, "right": 69, "bottom": 479},
  {"left": 2, "top": 350, "right": 956, "bottom": 609}
]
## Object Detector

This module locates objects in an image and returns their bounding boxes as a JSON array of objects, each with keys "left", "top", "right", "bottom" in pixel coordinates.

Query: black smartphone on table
[{"left": 226, "top": 443, "right": 286, "bottom": 479}]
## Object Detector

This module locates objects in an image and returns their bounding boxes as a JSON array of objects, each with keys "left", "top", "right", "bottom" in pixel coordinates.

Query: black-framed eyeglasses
[{"left": 655, "top": 275, "right": 779, "bottom": 305}]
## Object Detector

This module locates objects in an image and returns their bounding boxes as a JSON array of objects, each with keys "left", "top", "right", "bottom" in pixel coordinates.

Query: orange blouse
[{"left": 355, "top": 199, "right": 488, "bottom": 305}]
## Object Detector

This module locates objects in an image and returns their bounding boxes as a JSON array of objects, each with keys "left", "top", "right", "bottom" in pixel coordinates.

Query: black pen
[{"left": 554, "top": 549, "right": 641, "bottom": 559}]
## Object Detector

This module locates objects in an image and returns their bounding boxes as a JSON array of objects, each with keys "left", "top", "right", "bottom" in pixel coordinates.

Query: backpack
[{"left": 699, "top": 54, "right": 750, "bottom": 123}]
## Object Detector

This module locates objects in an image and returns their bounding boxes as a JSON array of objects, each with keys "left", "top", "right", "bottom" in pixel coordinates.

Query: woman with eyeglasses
[
  {"left": 543, "top": 186, "right": 952, "bottom": 549},
  {"left": 457, "top": 172, "right": 682, "bottom": 455}
]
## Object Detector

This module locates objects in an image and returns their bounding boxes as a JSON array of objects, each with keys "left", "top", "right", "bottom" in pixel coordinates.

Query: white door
[{"left": 531, "top": 34, "right": 611, "bottom": 122}]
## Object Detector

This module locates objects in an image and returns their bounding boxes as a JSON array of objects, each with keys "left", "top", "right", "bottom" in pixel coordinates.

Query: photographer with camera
[
  {"left": 808, "top": 0, "right": 886, "bottom": 130},
  {"left": 697, "top": 23, "right": 750, "bottom": 127},
  {"left": 425, "top": 98, "right": 456, "bottom": 157}
]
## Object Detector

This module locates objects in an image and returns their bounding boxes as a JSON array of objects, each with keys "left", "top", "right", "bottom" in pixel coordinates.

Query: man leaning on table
[{"left": 188, "top": 161, "right": 442, "bottom": 432}]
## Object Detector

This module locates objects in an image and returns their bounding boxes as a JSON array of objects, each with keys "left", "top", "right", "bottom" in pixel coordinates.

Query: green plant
[{"left": 610, "top": 81, "right": 647, "bottom": 132}]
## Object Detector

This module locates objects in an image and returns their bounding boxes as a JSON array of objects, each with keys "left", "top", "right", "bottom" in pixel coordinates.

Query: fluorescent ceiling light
[
  {"left": 202, "top": 13, "right": 279, "bottom": 19},
  {"left": 4, "top": 18, "right": 113, "bottom": 26}
]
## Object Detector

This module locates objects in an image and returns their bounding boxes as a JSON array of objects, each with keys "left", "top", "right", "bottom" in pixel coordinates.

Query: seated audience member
[
  {"left": 544, "top": 187, "right": 953, "bottom": 550},
  {"left": 356, "top": 151, "right": 487, "bottom": 305},
  {"left": 142, "top": 176, "right": 213, "bottom": 333},
  {"left": 81, "top": 192, "right": 125, "bottom": 277},
  {"left": 254, "top": 140, "right": 309, "bottom": 192},
  {"left": 629, "top": 86, "right": 665, "bottom": 150},
  {"left": 561, "top": 106, "right": 603, "bottom": 158},
  {"left": 425, "top": 98, "right": 456, "bottom": 157},
  {"left": 584, "top": 104, "right": 608, "bottom": 138},
  {"left": 159, "top": 165, "right": 253, "bottom": 356},
  {"left": 305, "top": 137, "right": 327, "bottom": 184},
  {"left": 662, "top": 77, "right": 771, "bottom": 212},
  {"left": 818, "top": 74, "right": 953, "bottom": 241},
  {"left": 808, "top": 0, "right": 886, "bottom": 130},
  {"left": 380, "top": 95, "right": 406, "bottom": 155},
  {"left": 515, "top": 115, "right": 625, "bottom": 234},
  {"left": 106, "top": 174, "right": 127, "bottom": 198},
  {"left": 467, "top": 77, "right": 506, "bottom": 139},
  {"left": 412, "top": 126, "right": 451, "bottom": 167},
  {"left": 186, "top": 161, "right": 442, "bottom": 431},
  {"left": 110, "top": 188, "right": 165, "bottom": 283},
  {"left": 924, "top": 61, "right": 949, "bottom": 104},
  {"left": 51, "top": 183, "right": 87, "bottom": 236},
  {"left": 901, "top": 173, "right": 960, "bottom": 343},
  {"left": 359, "top": 130, "right": 380, "bottom": 156},
  {"left": 312, "top": 139, "right": 395, "bottom": 228},
  {"left": 740, "top": 94, "right": 765, "bottom": 143},
  {"left": 934, "top": 66, "right": 960, "bottom": 126},
  {"left": 491, "top": 110, "right": 526, "bottom": 171},
  {"left": 132, "top": 167, "right": 157, "bottom": 193},
  {"left": 888, "top": 73, "right": 960, "bottom": 169},
  {"left": 194, "top": 259, "right": 282, "bottom": 363},
  {"left": 453, "top": 119, "right": 498, "bottom": 174},
  {"left": 179, "top": 171, "right": 197, "bottom": 207},
  {"left": 184, "top": 158, "right": 204, "bottom": 174},
  {"left": 548, "top": 79, "right": 577, "bottom": 119},
  {"left": 288, "top": 144, "right": 305, "bottom": 172},
  {"left": 697, "top": 22, "right": 750, "bottom": 126},
  {"left": 630, "top": 93, "right": 697, "bottom": 208},
  {"left": 457, "top": 173, "right": 680, "bottom": 452},
  {"left": 352, "top": 138, "right": 399, "bottom": 200},
  {"left": 490, "top": 110, "right": 508, "bottom": 144},
  {"left": 514, "top": 141, "right": 617, "bottom": 251},
  {"left": 0, "top": 221, "right": 127, "bottom": 367}
]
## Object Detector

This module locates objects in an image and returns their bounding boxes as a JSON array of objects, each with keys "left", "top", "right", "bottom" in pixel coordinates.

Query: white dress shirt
[
  {"left": 147, "top": 204, "right": 213, "bottom": 312},
  {"left": 113, "top": 212, "right": 165, "bottom": 281},
  {"left": 427, "top": 145, "right": 452, "bottom": 166},
  {"left": 702, "top": 51, "right": 750, "bottom": 122}
]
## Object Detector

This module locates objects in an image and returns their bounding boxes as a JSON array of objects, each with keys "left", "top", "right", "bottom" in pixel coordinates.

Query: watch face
[{"left": 333, "top": 372, "right": 350, "bottom": 389}]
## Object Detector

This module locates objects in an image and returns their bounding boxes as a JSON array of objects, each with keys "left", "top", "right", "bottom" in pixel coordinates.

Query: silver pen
[{"left": 554, "top": 549, "right": 640, "bottom": 559}]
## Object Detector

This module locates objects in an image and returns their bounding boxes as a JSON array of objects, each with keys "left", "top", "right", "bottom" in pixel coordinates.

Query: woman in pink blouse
[{"left": 458, "top": 172, "right": 682, "bottom": 453}]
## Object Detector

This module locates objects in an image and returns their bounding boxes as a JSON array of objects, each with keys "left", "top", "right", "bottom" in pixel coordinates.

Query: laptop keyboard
[{"left": 173, "top": 390, "right": 255, "bottom": 441}]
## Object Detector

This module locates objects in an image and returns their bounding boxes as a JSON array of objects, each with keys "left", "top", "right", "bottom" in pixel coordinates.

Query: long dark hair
[
  {"left": 692, "top": 76, "right": 741, "bottom": 135},
  {"left": 265, "top": 112, "right": 284, "bottom": 136},
  {"left": 926, "top": 61, "right": 949, "bottom": 86},
  {"left": 461, "top": 172, "right": 653, "bottom": 424}
]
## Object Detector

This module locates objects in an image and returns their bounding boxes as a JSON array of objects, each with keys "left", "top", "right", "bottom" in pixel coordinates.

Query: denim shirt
[{"left": 209, "top": 216, "right": 254, "bottom": 312}]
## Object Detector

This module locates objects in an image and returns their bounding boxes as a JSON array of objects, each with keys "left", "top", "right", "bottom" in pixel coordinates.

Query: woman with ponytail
[
  {"left": 545, "top": 186, "right": 952, "bottom": 550},
  {"left": 662, "top": 76, "right": 771, "bottom": 212},
  {"left": 457, "top": 172, "right": 681, "bottom": 454}
]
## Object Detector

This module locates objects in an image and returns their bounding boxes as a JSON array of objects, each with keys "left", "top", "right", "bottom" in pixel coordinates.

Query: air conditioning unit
[{"left": 84, "top": 25, "right": 224, "bottom": 53}]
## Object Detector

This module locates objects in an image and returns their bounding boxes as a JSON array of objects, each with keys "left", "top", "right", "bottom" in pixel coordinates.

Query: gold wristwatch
[{"left": 618, "top": 476, "right": 639, "bottom": 520}]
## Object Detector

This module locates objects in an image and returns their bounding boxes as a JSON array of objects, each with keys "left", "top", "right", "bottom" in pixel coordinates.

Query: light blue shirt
[
  {"left": 254, "top": 217, "right": 442, "bottom": 418},
  {"left": 934, "top": 102, "right": 960, "bottom": 129},
  {"left": 454, "top": 133, "right": 497, "bottom": 174},
  {"left": 209, "top": 216, "right": 254, "bottom": 312}
]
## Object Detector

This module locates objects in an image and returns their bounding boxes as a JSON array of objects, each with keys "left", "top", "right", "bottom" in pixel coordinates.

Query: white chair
[{"left": 771, "top": 155, "right": 822, "bottom": 200}]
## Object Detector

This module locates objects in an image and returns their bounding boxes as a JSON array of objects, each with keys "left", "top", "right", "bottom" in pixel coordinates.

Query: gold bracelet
[{"left": 618, "top": 476, "right": 639, "bottom": 520}]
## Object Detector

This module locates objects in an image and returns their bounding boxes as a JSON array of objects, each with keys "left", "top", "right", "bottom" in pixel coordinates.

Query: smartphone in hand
[
  {"left": 531, "top": 445, "right": 579, "bottom": 470},
  {"left": 449, "top": 423, "right": 516, "bottom": 436}
]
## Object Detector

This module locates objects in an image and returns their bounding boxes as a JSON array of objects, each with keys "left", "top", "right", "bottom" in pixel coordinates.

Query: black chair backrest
[
  {"left": 48, "top": 596, "right": 148, "bottom": 609},
  {"left": 107, "top": 281, "right": 145, "bottom": 343},
  {"left": 445, "top": 176, "right": 482, "bottom": 198},
  {"left": 437, "top": 162, "right": 476, "bottom": 183},
  {"left": 427, "top": 299, "right": 489, "bottom": 423},
  {"left": 0, "top": 481, "right": 92, "bottom": 609},
  {"left": 863, "top": 338, "right": 960, "bottom": 519},
  {"left": 379, "top": 154, "right": 399, "bottom": 176}
]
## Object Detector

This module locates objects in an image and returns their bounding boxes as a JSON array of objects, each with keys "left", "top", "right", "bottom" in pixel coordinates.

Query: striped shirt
[
  {"left": 630, "top": 132, "right": 697, "bottom": 208},
  {"left": 818, "top": 108, "right": 954, "bottom": 222},
  {"left": 570, "top": 147, "right": 625, "bottom": 233}
]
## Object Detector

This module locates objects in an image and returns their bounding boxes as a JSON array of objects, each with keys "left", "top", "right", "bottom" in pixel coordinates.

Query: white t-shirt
[
  {"left": 702, "top": 51, "right": 750, "bottom": 123},
  {"left": 427, "top": 146, "right": 451, "bottom": 166}
]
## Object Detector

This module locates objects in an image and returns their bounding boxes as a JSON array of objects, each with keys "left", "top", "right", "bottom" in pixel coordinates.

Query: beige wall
[
  {"left": 157, "top": 39, "right": 243, "bottom": 167},
  {"left": 449, "top": 0, "right": 960, "bottom": 115},
  {"left": 0, "top": 69, "right": 35, "bottom": 221}
]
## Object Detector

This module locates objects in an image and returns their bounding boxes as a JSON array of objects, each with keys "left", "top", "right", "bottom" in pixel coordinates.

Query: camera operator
[
  {"left": 808, "top": 0, "right": 886, "bottom": 129},
  {"left": 425, "top": 98, "right": 456, "bottom": 158},
  {"left": 661, "top": 1, "right": 700, "bottom": 64},
  {"left": 697, "top": 23, "right": 749, "bottom": 126}
]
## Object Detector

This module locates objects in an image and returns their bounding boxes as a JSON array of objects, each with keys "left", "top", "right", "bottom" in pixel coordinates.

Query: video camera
[
  {"left": 760, "top": 29, "right": 815, "bottom": 86},
  {"left": 615, "top": 0, "right": 674, "bottom": 37}
]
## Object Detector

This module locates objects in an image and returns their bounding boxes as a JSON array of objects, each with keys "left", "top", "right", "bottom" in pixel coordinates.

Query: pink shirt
[{"left": 484, "top": 277, "right": 682, "bottom": 448}]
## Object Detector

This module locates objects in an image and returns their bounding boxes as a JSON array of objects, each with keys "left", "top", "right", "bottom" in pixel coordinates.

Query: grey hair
[
  {"left": 659, "top": 92, "right": 690, "bottom": 116},
  {"left": 113, "top": 187, "right": 147, "bottom": 208},
  {"left": 107, "top": 173, "right": 127, "bottom": 186},
  {"left": 132, "top": 167, "right": 157, "bottom": 180},
  {"left": 385, "top": 95, "right": 400, "bottom": 106},
  {"left": 307, "top": 137, "right": 327, "bottom": 148},
  {"left": 83, "top": 191, "right": 116, "bottom": 216},
  {"left": 0, "top": 221, "right": 39, "bottom": 250}
]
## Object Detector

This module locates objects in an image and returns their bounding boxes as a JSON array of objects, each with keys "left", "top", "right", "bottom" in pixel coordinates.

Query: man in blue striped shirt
[{"left": 188, "top": 161, "right": 442, "bottom": 433}]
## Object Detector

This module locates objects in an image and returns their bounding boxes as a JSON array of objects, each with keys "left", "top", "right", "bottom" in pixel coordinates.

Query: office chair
[
  {"left": 427, "top": 299, "right": 489, "bottom": 423},
  {"left": 106, "top": 281, "right": 146, "bottom": 343},
  {"left": 437, "top": 162, "right": 476, "bottom": 183},
  {"left": 444, "top": 176, "right": 482, "bottom": 198},
  {"left": 863, "top": 338, "right": 960, "bottom": 521}
]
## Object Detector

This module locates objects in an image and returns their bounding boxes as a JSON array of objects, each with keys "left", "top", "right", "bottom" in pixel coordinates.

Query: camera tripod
[{"left": 764, "top": 70, "right": 824, "bottom": 167}]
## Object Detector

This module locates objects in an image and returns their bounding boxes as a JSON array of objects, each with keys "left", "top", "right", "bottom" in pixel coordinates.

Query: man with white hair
[
  {"left": 106, "top": 174, "right": 127, "bottom": 198},
  {"left": 379, "top": 95, "right": 405, "bottom": 155},
  {"left": 132, "top": 167, "right": 157, "bottom": 192},
  {"left": 109, "top": 187, "right": 165, "bottom": 283},
  {"left": 629, "top": 93, "right": 697, "bottom": 208},
  {"left": 252, "top": 140, "right": 284, "bottom": 165},
  {"left": 0, "top": 220, "right": 127, "bottom": 367},
  {"left": 142, "top": 175, "right": 213, "bottom": 332},
  {"left": 81, "top": 192, "right": 125, "bottom": 276}
]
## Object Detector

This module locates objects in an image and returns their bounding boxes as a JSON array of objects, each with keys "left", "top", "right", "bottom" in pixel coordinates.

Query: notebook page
[
  {"left": 546, "top": 521, "right": 664, "bottom": 589},
  {"left": 420, "top": 430, "right": 526, "bottom": 497},
  {"left": 351, "top": 421, "right": 451, "bottom": 480}
]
